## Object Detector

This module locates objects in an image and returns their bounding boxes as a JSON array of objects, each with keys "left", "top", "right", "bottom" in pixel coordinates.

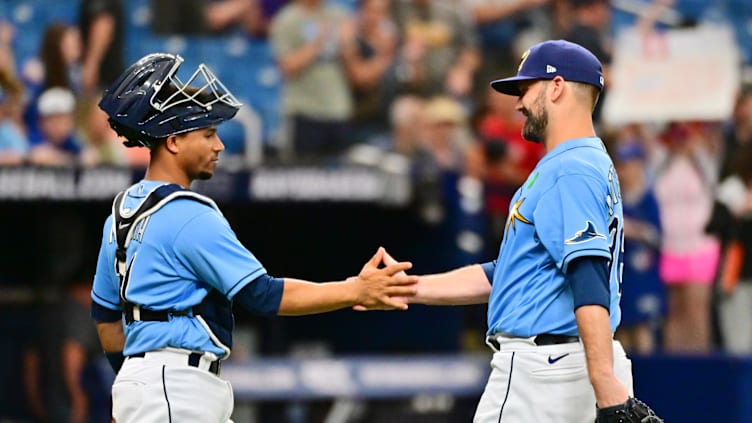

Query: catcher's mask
[{"left": 99, "top": 53, "right": 241, "bottom": 148}]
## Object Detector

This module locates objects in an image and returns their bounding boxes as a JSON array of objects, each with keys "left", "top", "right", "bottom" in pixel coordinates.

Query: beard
[
  {"left": 196, "top": 171, "right": 213, "bottom": 180},
  {"left": 195, "top": 159, "right": 219, "bottom": 180},
  {"left": 521, "top": 93, "right": 548, "bottom": 143}
]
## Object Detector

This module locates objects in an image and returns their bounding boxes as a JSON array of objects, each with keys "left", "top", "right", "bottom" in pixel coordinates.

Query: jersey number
[
  {"left": 606, "top": 166, "right": 624, "bottom": 295},
  {"left": 608, "top": 217, "right": 624, "bottom": 296}
]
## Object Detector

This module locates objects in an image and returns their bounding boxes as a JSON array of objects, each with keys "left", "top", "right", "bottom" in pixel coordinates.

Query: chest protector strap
[{"left": 111, "top": 184, "right": 221, "bottom": 322}]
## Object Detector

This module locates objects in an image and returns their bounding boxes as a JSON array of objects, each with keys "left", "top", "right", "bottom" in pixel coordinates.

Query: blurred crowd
[
  {"left": 3, "top": 0, "right": 752, "bottom": 420},
  {"left": 3, "top": 0, "right": 752, "bottom": 350}
]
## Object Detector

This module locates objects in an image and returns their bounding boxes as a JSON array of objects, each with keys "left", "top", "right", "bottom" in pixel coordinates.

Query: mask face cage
[{"left": 149, "top": 55, "right": 242, "bottom": 114}]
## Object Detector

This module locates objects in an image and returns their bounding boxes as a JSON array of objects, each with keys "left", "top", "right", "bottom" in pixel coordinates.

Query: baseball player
[
  {"left": 89, "top": 53, "right": 418, "bottom": 422},
  {"left": 376, "top": 40, "right": 663, "bottom": 422}
]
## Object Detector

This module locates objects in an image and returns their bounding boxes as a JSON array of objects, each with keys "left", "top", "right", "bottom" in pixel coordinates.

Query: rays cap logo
[{"left": 490, "top": 40, "right": 604, "bottom": 96}]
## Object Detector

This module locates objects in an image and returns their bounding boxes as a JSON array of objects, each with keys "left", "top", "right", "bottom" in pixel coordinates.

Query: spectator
[
  {"left": 473, "top": 84, "right": 544, "bottom": 186},
  {"left": 361, "top": 94, "right": 427, "bottom": 157},
  {"left": 548, "top": 0, "right": 577, "bottom": 36},
  {"left": 78, "top": 0, "right": 125, "bottom": 94},
  {"left": 27, "top": 87, "right": 82, "bottom": 167},
  {"left": 653, "top": 121, "right": 721, "bottom": 353},
  {"left": 151, "top": 0, "right": 207, "bottom": 34},
  {"left": 421, "top": 95, "right": 473, "bottom": 172},
  {"left": 23, "top": 270, "right": 112, "bottom": 423},
  {"left": 463, "top": 0, "right": 550, "bottom": 89},
  {"left": 612, "top": 122, "right": 665, "bottom": 185},
  {"left": 347, "top": 94, "right": 436, "bottom": 174},
  {"left": 79, "top": 96, "right": 140, "bottom": 167},
  {"left": 38, "top": 23, "right": 82, "bottom": 92},
  {"left": 462, "top": 136, "right": 518, "bottom": 258},
  {"left": 204, "top": 0, "right": 290, "bottom": 38},
  {"left": 562, "top": 0, "right": 612, "bottom": 62},
  {"left": 613, "top": 141, "right": 665, "bottom": 355},
  {"left": 0, "top": 22, "right": 29, "bottom": 165},
  {"left": 720, "top": 86, "right": 752, "bottom": 180},
  {"left": 562, "top": 0, "right": 612, "bottom": 123},
  {"left": 0, "top": 85, "right": 28, "bottom": 165},
  {"left": 712, "top": 144, "right": 752, "bottom": 354},
  {"left": 21, "top": 22, "right": 82, "bottom": 144},
  {"left": 0, "top": 20, "right": 15, "bottom": 73},
  {"left": 269, "top": 0, "right": 354, "bottom": 160},
  {"left": 204, "top": 0, "right": 255, "bottom": 32},
  {"left": 341, "top": 0, "right": 398, "bottom": 142},
  {"left": 391, "top": 0, "right": 481, "bottom": 100}
]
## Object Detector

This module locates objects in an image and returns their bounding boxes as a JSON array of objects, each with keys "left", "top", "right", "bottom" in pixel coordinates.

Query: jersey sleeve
[
  {"left": 173, "top": 209, "right": 267, "bottom": 299},
  {"left": 534, "top": 173, "right": 611, "bottom": 273},
  {"left": 91, "top": 215, "right": 121, "bottom": 311}
]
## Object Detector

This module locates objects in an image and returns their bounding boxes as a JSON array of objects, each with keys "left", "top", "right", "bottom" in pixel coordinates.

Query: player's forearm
[
  {"left": 96, "top": 321, "right": 125, "bottom": 352},
  {"left": 412, "top": 264, "right": 491, "bottom": 305},
  {"left": 576, "top": 305, "right": 628, "bottom": 407},
  {"left": 277, "top": 278, "right": 357, "bottom": 315}
]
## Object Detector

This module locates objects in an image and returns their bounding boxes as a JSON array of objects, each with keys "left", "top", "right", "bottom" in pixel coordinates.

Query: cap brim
[{"left": 490, "top": 75, "right": 539, "bottom": 96}]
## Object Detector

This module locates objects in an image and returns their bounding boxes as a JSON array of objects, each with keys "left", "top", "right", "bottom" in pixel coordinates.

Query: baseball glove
[{"left": 595, "top": 397, "right": 664, "bottom": 423}]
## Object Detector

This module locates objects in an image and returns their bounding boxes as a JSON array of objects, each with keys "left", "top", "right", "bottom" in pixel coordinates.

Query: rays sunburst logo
[
  {"left": 505, "top": 198, "right": 532, "bottom": 237},
  {"left": 518, "top": 49, "right": 530, "bottom": 72}
]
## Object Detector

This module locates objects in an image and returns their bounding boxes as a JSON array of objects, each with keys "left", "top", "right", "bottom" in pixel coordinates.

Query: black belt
[
  {"left": 534, "top": 334, "right": 579, "bottom": 345},
  {"left": 486, "top": 334, "right": 580, "bottom": 350},
  {"left": 123, "top": 303, "right": 199, "bottom": 324},
  {"left": 128, "top": 351, "right": 221, "bottom": 375}
]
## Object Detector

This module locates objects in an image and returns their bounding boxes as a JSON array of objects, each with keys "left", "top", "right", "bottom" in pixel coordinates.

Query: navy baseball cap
[{"left": 491, "top": 39, "right": 604, "bottom": 96}]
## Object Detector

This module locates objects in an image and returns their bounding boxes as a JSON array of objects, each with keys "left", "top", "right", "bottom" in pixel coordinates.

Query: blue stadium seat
[{"left": 674, "top": 0, "right": 710, "bottom": 21}]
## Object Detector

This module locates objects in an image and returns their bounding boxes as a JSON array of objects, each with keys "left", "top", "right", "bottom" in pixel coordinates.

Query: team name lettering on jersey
[{"left": 134, "top": 217, "right": 150, "bottom": 243}]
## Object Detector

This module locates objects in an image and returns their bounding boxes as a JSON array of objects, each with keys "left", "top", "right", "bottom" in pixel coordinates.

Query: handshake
[{"left": 348, "top": 247, "right": 418, "bottom": 311}]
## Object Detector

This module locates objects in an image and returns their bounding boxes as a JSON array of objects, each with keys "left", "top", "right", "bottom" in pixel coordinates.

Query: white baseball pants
[
  {"left": 474, "top": 336, "right": 633, "bottom": 423},
  {"left": 112, "top": 349, "right": 234, "bottom": 423}
]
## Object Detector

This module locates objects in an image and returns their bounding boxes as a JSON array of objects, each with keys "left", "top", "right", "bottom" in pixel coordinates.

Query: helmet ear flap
[{"left": 108, "top": 118, "right": 159, "bottom": 148}]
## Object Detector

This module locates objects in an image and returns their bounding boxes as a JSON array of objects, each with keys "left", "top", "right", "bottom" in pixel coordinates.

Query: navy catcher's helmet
[{"left": 99, "top": 53, "right": 241, "bottom": 148}]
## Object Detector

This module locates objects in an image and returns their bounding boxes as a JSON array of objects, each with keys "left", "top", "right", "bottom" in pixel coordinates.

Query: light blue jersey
[
  {"left": 91, "top": 180, "right": 266, "bottom": 357},
  {"left": 487, "top": 137, "right": 623, "bottom": 337},
  {"left": 0, "top": 121, "right": 29, "bottom": 154}
]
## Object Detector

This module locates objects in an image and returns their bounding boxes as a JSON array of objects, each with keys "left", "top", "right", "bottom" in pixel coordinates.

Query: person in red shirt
[{"left": 475, "top": 84, "right": 544, "bottom": 185}]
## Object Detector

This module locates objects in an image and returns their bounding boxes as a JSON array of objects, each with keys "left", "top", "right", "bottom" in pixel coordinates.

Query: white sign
[{"left": 602, "top": 25, "right": 741, "bottom": 124}]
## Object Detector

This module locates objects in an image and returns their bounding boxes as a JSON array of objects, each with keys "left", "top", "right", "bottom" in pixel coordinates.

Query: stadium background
[{"left": 1, "top": 0, "right": 752, "bottom": 422}]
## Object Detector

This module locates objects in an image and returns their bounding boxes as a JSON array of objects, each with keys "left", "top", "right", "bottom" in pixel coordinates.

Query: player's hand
[
  {"left": 353, "top": 249, "right": 414, "bottom": 311},
  {"left": 350, "top": 247, "right": 418, "bottom": 311}
]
